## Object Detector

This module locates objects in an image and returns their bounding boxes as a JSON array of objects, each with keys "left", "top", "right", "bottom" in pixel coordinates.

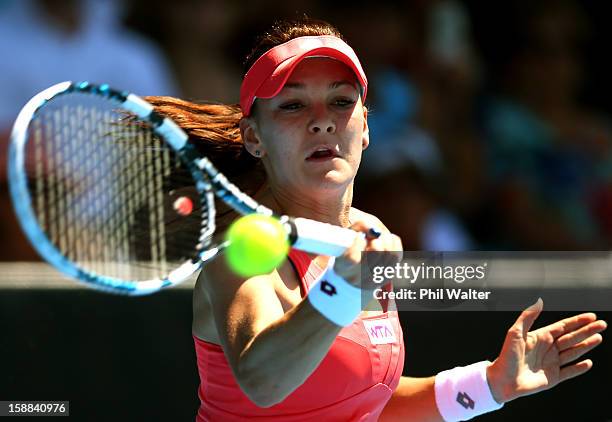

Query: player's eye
[
  {"left": 333, "top": 98, "right": 356, "bottom": 108},
  {"left": 279, "top": 102, "right": 304, "bottom": 111}
]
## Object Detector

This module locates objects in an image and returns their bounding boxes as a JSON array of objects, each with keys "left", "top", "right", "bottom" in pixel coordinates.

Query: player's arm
[
  {"left": 379, "top": 301, "right": 606, "bottom": 421},
  {"left": 200, "top": 255, "right": 343, "bottom": 408},
  {"left": 201, "top": 219, "right": 401, "bottom": 408},
  {"left": 379, "top": 376, "right": 443, "bottom": 421}
]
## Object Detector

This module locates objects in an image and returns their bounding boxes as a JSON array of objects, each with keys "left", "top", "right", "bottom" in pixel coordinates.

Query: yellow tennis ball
[{"left": 225, "top": 214, "right": 290, "bottom": 277}]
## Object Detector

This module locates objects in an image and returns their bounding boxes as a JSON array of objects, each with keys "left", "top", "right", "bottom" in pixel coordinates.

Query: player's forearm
[
  {"left": 235, "top": 298, "right": 343, "bottom": 407},
  {"left": 379, "top": 376, "right": 444, "bottom": 422}
]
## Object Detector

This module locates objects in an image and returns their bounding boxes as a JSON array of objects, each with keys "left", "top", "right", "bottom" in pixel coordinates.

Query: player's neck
[{"left": 257, "top": 183, "right": 352, "bottom": 227}]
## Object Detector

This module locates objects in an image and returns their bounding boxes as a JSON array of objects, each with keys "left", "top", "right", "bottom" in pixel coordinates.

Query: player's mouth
[{"left": 305, "top": 146, "right": 340, "bottom": 162}]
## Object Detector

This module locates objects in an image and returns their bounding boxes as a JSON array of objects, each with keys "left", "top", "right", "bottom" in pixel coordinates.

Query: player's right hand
[{"left": 333, "top": 220, "right": 403, "bottom": 289}]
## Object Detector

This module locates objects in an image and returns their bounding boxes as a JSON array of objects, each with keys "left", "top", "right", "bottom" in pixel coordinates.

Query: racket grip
[{"left": 288, "top": 217, "right": 360, "bottom": 256}]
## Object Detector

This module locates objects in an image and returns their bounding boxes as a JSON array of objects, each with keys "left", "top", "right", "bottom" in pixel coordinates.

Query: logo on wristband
[
  {"left": 457, "top": 391, "right": 475, "bottom": 409},
  {"left": 320, "top": 280, "right": 337, "bottom": 296}
]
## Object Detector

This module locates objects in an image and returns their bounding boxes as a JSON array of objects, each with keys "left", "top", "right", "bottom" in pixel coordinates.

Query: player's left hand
[{"left": 486, "top": 298, "right": 607, "bottom": 403}]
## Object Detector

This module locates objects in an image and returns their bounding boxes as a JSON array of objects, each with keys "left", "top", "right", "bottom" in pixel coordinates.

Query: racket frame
[
  {"left": 9, "top": 81, "right": 358, "bottom": 295},
  {"left": 9, "top": 82, "right": 205, "bottom": 294}
]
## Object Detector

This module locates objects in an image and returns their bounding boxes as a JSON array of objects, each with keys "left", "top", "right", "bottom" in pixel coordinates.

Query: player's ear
[
  {"left": 362, "top": 106, "right": 369, "bottom": 150},
  {"left": 239, "top": 117, "right": 266, "bottom": 158}
]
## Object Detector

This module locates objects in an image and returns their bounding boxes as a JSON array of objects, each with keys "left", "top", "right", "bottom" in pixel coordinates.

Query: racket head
[{"left": 8, "top": 81, "right": 216, "bottom": 294}]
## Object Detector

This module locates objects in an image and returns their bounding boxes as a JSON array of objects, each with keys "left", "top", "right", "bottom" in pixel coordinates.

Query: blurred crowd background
[{"left": 2, "top": 0, "right": 612, "bottom": 258}]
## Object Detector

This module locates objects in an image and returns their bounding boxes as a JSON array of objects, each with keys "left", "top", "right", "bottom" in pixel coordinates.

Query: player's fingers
[
  {"left": 555, "top": 320, "right": 607, "bottom": 350},
  {"left": 346, "top": 234, "right": 368, "bottom": 262},
  {"left": 559, "top": 334, "right": 603, "bottom": 366},
  {"left": 365, "top": 232, "right": 402, "bottom": 268},
  {"left": 539, "top": 313, "right": 599, "bottom": 339},
  {"left": 348, "top": 219, "right": 396, "bottom": 255},
  {"left": 391, "top": 234, "right": 403, "bottom": 252},
  {"left": 382, "top": 234, "right": 404, "bottom": 264},
  {"left": 367, "top": 236, "right": 384, "bottom": 252},
  {"left": 376, "top": 232, "right": 401, "bottom": 252},
  {"left": 349, "top": 220, "right": 373, "bottom": 235},
  {"left": 558, "top": 359, "right": 593, "bottom": 383},
  {"left": 333, "top": 233, "right": 367, "bottom": 284},
  {"left": 511, "top": 298, "right": 543, "bottom": 338},
  {"left": 366, "top": 233, "right": 394, "bottom": 251},
  {"left": 344, "top": 220, "right": 403, "bottom": 284},
  {"left": 348, "top": 220, "right": 382, "bottom": 253}
]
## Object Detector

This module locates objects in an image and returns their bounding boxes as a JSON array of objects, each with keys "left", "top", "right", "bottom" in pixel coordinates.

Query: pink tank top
[{"left": 193, "top": 249, "right": 405, "bottom": 421}]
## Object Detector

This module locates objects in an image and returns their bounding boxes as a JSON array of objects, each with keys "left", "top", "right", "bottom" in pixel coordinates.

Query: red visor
[{"left": 240, "top": 35, "right": 368, "bottom": 117}]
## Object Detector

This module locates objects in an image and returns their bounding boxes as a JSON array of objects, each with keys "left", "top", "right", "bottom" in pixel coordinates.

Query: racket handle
[{"left": 288, "top": 217, "right": 360, "bottom": 257}]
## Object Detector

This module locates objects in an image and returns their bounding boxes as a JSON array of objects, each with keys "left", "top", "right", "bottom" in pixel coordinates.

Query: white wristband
[
  {"left": 307, "top": 258, "right": 362, "bottom": 327},
  {"left": 434, "top": 360, "right": 504, "bottom": 421}
]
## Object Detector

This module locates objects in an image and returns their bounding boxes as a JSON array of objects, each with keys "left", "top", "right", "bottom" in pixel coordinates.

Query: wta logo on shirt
[{"left": 362, "top": 319, "right": 397, "bottom": 345}]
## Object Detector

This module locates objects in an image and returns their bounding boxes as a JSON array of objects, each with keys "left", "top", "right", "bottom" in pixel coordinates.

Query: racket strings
[{"left": 27, "top": 95, "right": 204, "bottom": 281}]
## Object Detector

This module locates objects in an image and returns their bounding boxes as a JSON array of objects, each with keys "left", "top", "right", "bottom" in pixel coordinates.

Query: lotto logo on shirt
[{"left": 362, "top": 319, "right": 397, "bottom": 345}]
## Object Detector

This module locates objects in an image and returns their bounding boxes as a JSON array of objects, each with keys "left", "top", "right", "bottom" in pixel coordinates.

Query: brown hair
[{"left": 144, "top": 18, "right": 344, "bottom": 195}]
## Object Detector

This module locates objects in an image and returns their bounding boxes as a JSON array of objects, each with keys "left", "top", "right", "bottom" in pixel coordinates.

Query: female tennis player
[{"left": 147, "top": 19, "right": 606, "bottom": 421}]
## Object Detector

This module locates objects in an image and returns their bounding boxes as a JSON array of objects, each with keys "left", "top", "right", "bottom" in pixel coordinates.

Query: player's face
[{"left": 247, "top": 57, "right": 369, "bottom": 194}]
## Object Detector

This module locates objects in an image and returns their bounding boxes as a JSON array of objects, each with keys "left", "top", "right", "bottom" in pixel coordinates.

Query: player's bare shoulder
[{"left": 192, "top": 252, "right": 303, "bottom": 342}]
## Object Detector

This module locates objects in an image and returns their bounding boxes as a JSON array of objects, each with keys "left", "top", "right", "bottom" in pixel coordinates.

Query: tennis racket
[{"left": 8, "top": 81, "right": 358, "bottom": 295}]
